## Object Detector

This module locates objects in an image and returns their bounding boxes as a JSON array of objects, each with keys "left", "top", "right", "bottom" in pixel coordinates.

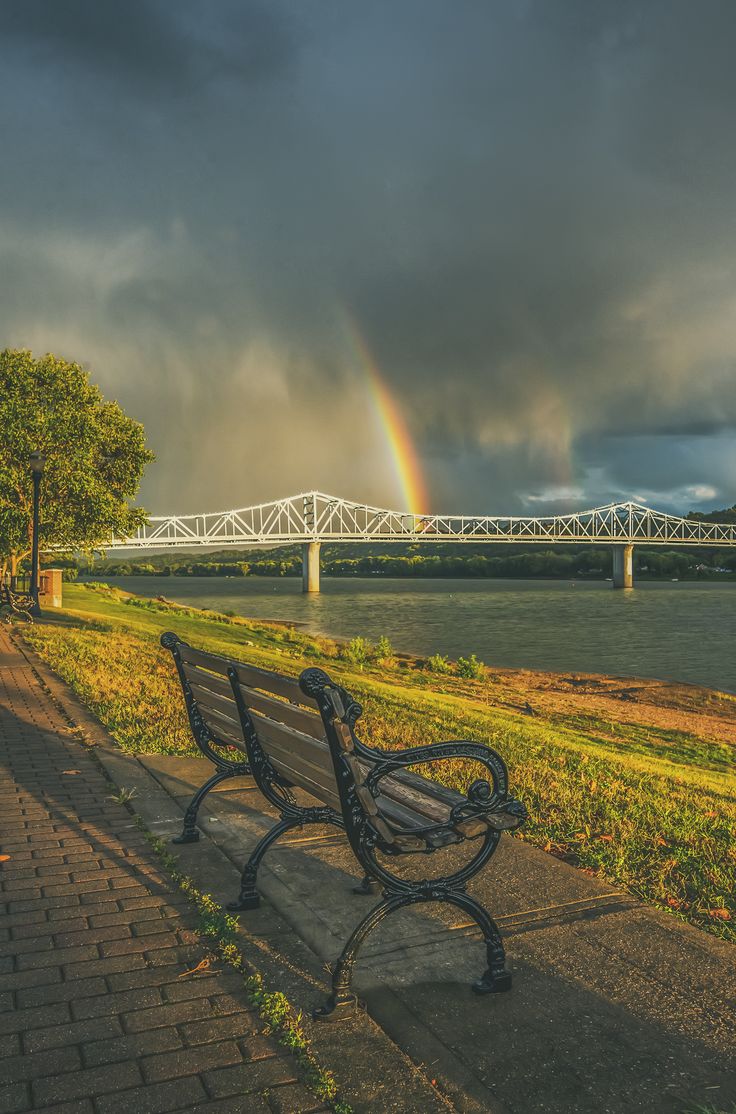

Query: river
[{"left": 92, "top": 576, "right": 736, "bottom": 693}]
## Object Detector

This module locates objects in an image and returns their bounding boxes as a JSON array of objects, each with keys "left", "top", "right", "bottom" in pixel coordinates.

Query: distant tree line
[
  {"left": 688, "top": 504, "right": 736, "bottom": 525},
  {"left": 65, "top": 543, "right": 736, "bottom": 582}
]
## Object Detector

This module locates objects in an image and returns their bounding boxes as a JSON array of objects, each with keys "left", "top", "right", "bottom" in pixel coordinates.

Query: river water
[{"left": 97, "top": 576, "right": 735, "bottom": 693}]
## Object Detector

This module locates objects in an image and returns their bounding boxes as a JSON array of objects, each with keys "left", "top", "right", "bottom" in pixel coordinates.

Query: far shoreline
[{"left": 78, "top": 571, "right": 736, "bottom": 585}]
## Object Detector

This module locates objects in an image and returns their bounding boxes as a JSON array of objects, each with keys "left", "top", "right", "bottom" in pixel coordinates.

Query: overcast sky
[{"left": 1, "top": 0, "right": 735, "bottom": 516}]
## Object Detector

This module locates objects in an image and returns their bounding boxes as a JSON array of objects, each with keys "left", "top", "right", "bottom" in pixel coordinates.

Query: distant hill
[{"left": 687, "top": 505, "right": 736, "bottom": 525}]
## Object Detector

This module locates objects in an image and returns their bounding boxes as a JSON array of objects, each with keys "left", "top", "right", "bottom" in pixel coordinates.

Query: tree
[{"left": 0, "top": 350, "right": 154, "bottom": 575}]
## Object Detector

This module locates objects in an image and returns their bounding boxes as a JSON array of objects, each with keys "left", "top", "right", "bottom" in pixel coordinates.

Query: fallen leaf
[
  {"left": 178, "top": 958, "right": 212, "bottom": 978},
  {"left": 708, "top": 908, "right": 731, "bottom": 921},
  {"left": 598, "top": 835, "right": 613, "bottom": 842},
  {"left": 704, "top": 811, "right": 718, "bottom": 819},
  {"left": 0, "top": 854, "right": 10, "bottom": 863},
  {"left": 62, "top": 769, "right": 82, "bottom": 776},
  {"left": 655, "top": 836, "right": 667, "bottom": 846}
]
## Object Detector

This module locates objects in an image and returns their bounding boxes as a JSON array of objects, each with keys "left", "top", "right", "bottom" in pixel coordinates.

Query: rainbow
[{"left": 342, "top": 315, "right": 430, "bottom": 515}]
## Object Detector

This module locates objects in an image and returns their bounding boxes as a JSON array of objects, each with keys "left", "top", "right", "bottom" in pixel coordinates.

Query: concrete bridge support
[
  {"left": 612, "top": 544, "right": 634, "bottom": 589},
  {"left": 302, "top": 541, "right": 321, "bottom": 593}
]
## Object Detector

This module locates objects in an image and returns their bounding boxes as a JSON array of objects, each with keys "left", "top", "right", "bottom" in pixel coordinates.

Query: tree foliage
[
  {"left": 688, "top": 504, "right": 736, "bottom": 525},
  {"left": 0, "top": 350, "right": 154, "bottom": 566}
]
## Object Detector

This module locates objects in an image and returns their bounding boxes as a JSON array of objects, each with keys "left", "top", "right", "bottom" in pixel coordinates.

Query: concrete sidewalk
[{"left": 10, "top": 629, "right": 736, "bottom": 1114}]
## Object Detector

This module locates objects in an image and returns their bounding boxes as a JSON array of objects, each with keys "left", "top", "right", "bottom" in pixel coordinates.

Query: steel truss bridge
[{"left": 108, "top": 491, "right": 736, "bottom": 591}]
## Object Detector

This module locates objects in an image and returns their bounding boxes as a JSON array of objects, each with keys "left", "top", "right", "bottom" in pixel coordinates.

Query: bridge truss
[{"left": 108, "top": 491, "right": 736, "bottom": 551}]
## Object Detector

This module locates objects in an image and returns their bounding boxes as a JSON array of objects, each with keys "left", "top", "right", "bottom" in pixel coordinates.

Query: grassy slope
[{"left": 24, "top": 583, "right": 736, "bottom": 943}]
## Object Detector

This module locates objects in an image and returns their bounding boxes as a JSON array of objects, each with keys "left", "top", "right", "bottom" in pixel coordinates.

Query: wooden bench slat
[
  {"left": 202, "top": 719, "right": 247, "bottom": 752},
  {"left": 197, "top": 699, "right": 243, "bottom": 735},
  {"left": 374, "top": 792, "right": 433, "bottom": 830},
  {"left": 388, "top": 765, "right": 464, "bottom": 807},
  {"left": 267, "top": 755, "right": 342, "bottom": 811},
  {"left": 250, "top": 713, "right": 335, "bottom": 773},
  {"left": 178, "top": 643, "right": 233, "bottom": 677},
  {"left": 182, "top": 663, "right": 235, "bottom": 701},
  {"left": 380, "top": 773, "right": 488, "bottom": 837},
  {"left": 199, "top": 711, "right": 248, "bottom": 752},
  {"left": 248, "top": 716, "right": 342, "bottom": 808},
  {"left": 257, "top": 738, "right": 341, "bottom": 808},
  {"left": 180, "top": 644, "right": 317, "bottom": 708},
  {"left": 188, "top": 681, "right": 239, "bottom": 721},
  {"left": 235, "top": 683, "right": 325, "bottom": 741},
  {"left": 380, "top": 775, "right": 452, "bottom": 824},
  {"left": 236, "top": 666, "right": 317, "bottom": 708},
  {"left": 258, "top": 734, "right": 333, "bottom": 785}
]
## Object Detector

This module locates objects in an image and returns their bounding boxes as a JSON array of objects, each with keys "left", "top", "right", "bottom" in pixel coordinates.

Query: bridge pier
[
  {"left": 302, "top": 541, "right": 321, "bottom": 593},
  {"left": 612, "top": 544, "right": 634, "bottom": 589}
]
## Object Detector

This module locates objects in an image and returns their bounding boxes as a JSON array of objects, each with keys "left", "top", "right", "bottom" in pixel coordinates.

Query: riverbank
[{"left": 21, "top": 583, "right": 736, "bottom": 943}]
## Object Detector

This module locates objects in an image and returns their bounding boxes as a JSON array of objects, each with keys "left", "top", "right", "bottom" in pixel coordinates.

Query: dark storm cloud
[
  {"left": 0, "top": 0, "right": 735, "bottom": 516},
  {"left": 0, "top": 0, "right": 293, "bottom": 92}
]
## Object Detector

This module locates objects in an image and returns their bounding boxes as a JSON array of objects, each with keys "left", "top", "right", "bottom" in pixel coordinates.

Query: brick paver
[{"left": 0, "top": 629, "right": 322, "bottom": 1113}]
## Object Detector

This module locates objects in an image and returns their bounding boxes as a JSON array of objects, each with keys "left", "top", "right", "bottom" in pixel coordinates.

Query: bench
[
  {"left": 0, "top": 580, "right": 35, "bottom": 624},
  {"left": 161, "top": 632, "right": 528, "bottom": 1019}
]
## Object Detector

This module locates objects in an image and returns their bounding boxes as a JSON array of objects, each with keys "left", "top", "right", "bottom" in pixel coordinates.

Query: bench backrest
[
  {"left": 164, "top": 636, "right": 342, "bottom": 810},
  {"left": 164, "top": 635, "right": 509, "bottom": 851}
]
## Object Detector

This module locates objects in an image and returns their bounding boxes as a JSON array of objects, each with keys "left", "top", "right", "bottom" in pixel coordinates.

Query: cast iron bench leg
[
  {"left": 452, "top": 891, "right": 513, "bottom": 995},
  {"left": 352, "top": 874, "right": 381, "bottom": 896},
  {"left": 173, "top": 768, "right": 235, "bottom": 844},
  {"left": 227, "top": 816, "right": 304, "bottom": 911},
  {"left": 313, "top": 893, "right": 409, "bottom": 1021},
  {"left": 313, "top": 889, "right": 511, "bottom": 1021}
]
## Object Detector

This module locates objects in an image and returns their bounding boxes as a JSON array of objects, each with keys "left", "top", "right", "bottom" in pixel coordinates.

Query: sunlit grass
[{"left": 24, "top": 582, "right": 736, "bottom": 944}]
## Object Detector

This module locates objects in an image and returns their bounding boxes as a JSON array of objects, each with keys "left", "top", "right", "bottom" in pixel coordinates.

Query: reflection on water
[{"left": 98, "top": 576, "right": 735, "bottom": 693}]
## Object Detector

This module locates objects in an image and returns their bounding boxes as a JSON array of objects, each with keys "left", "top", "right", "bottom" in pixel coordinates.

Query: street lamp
[{"left": 29, "top": 451, "right": 46, "bottom": 617}]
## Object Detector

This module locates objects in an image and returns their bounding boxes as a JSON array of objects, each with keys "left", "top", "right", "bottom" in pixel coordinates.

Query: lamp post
[{"left": 29, "top": 451, "right": 45, "bottom": 617}]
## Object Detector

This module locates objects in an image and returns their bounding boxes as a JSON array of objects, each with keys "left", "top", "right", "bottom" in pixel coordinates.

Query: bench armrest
[
  {"left": 299, "top": 667, "right": 527, "bottom": 839},
  {"left": 365, "top": 740, "right": 528, "bottom": 832}
]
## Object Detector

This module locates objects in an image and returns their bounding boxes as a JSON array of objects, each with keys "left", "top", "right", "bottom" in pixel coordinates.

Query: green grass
[{"left": 24, "top": 583, "right": 736, "bottom": 944}]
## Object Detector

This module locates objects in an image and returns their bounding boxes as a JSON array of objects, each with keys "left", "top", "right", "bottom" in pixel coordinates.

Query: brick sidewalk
[{"left": 0, "top": 628, "right": 326, "bottom": 1114}]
